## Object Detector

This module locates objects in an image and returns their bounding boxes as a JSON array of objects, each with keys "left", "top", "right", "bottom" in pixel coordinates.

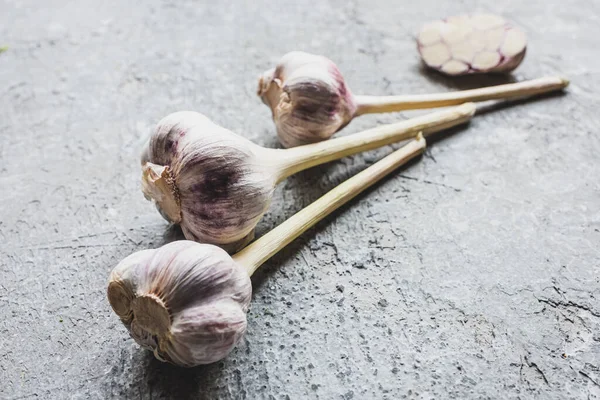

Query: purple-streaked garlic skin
[
  {"left": 258, "top": 51, "right": 357, "bottom": 148},
  {"left": 107, "top": 240, "right": 252, "bottom": 367},
  {"left": 142, "top": 111, "right": 276, "bottom": 251},
  {"left": 417, "top": 14, "right": 527, "bottom": 76}
]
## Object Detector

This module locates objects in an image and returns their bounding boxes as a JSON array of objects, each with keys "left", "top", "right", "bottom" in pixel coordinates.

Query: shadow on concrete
[
  {"left": 473, "top": 90, "right": 568, "bottom": 116},
  {"left": 416, "top": 63, "right": 517, "bottom": 90},
  {"left": 250, "top": 154, "right": 424, "bottom": 292},
  {"left": 160, "top": 223, "right": 186, "bottom": 246},
  {"left": 145, "top": 355, "right": 225, "bottom": 400},
  {"left": 107, "top": 350, "right": 226, "bottom": 400}
]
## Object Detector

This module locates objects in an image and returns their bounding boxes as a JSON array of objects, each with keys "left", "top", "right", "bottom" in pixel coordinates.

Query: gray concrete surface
[{"left": 1, "top": 0, "right": 599, "bottom": 398}]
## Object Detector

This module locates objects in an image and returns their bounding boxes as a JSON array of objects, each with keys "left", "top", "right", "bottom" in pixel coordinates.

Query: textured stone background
[{"left": 1, "top": 0, "right": 599, "bottom": 399}]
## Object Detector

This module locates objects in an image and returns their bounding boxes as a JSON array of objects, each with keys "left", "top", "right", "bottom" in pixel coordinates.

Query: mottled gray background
[{"left": 1, "top": 0, "right": 598, "bottom": 399}]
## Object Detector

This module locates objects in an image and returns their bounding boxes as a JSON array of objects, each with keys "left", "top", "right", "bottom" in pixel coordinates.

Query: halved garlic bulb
[{"left": 417, "top": 14, "right": 527, "bottom": 75}]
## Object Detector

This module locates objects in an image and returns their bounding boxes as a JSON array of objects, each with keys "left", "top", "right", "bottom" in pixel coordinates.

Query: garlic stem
[
  {"left": 233, "top": 134, "right": 427, "bottom": 275},
  {"left": 271, "top": 103, "right": 475, "bottom": 182},
  {"left": 141, "top": 162, "right": 182, "bottom": 223},
  {"left": 353, "top": 76, "right": 568, "bottom": 116}
]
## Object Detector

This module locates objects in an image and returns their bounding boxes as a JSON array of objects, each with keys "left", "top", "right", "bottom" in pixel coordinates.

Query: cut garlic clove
[
  {"left": 501, "top": 29, "right": 528, "bottom": 58},
  {"left": 472, "top": 51, "right": 502, "bottom": 70},
  {"left": 420, "top": 42, "right": 452, "bottom": 67},
  {"left": 441, "top": 60, "right": 470, "bottom": 75},
  {"left": 418, "top": 21, "right": 444, "bottom": 46}
]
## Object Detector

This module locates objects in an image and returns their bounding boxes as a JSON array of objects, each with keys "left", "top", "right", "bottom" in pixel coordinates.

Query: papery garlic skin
[
  {"left": 141, "top": 111, "right": 276, "bottom": 252},
  {"left": 107, "top": 241, "right": 252, "bottom": 367},
  {"left": 258, "top": 51, "right": 357, "bottom": 148}
]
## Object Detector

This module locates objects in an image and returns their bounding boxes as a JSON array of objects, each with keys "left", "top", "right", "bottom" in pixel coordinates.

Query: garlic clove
[{"left": 107, "top": 240, "right": 252, "bottom": 367}]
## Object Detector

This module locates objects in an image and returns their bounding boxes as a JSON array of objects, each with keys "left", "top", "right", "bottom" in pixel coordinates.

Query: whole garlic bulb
[
  {"left": 141, "top": 111, "right": 276, "bottom": 252},
  {"left": 258, "top": 51, "right": 569, "bottom": 148},
  {"left": 107, "top": 240, "right": 252, "bottom": 367},
  {"left": 257, "top": 51, "right": 357, "bottom": 148}
]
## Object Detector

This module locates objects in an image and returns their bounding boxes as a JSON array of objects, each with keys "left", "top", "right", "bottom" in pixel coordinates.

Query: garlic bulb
[
  {"left": 258, "top": 51, "right": 568, "bottom": 147},
  {"left": 110, "top": 136, "right": 427, "bottom": 367},
  {"left": 107, "top": 241, "right": 252, "bottom": 367},
  {"left": 141, "top": 104, "right": 476, "bottom": 252},
  {"left": 141, "top": 111, "right": 275, "bottom": 252},
  {"left": 257, "top": 51, "right": 357, "bottom": 148}
]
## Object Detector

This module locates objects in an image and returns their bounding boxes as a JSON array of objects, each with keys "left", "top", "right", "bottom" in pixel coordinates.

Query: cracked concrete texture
[{"left": 0, "top": 0, "right": 599, "bottom": 398}]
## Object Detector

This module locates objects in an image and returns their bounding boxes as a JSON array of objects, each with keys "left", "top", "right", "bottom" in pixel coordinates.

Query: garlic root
[
  {"left": 108, "top": 135, "right": 426, "bottom": 367},
  {"left": 141, "top": 162, "right": 182, "bottom": 224}
]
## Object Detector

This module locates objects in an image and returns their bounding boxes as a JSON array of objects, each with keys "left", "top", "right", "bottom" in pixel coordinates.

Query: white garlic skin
[
  {"left": 107, "top": 240, "right": 252, "bottom": 367},
  {"left": 258, "top": 51, "right": 357, "bottom": 148},
  {"left": 142, "top": 111, "right": 276, "bottom": 251}
]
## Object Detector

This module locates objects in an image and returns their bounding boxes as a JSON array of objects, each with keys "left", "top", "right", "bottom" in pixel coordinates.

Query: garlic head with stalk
[
  {"left": 107, "top": 240, "right": 252, "bottom": 367},
  {"left": 258, "top": 51, "right": 569, "bottom": 147},
  {"left": 141, "top": 104, "right": 476, "bottom": 252}
]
